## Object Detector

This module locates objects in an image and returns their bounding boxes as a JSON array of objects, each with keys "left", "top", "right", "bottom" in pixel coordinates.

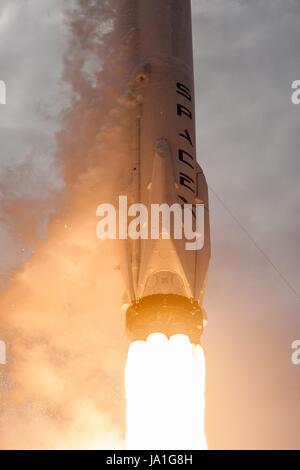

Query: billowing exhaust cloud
[{"left": 0, "top": 0, "right": 137, "bottom": 449}]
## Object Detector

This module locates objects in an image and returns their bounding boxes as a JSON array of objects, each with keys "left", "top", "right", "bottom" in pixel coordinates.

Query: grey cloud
[{"left": 192, "top": 0, "right": 300, "bottom": 448}]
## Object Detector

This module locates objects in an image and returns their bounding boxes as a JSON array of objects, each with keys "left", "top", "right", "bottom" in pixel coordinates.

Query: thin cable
[{"left": 209, "top": 186, "right": 300, "bottom": 303}]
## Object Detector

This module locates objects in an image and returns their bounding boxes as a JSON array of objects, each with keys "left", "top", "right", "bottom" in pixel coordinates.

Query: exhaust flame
[{"left": 125, "top": 333, "right": 207, "bottom": 450}]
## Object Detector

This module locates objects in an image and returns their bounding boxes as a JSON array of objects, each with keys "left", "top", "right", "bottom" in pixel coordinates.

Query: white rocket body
[{"left": 118, "top": 0, "right": 210, "bottom": 342}]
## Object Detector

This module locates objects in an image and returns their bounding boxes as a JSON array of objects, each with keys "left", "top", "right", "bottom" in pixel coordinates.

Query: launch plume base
[{"left": 126, "top": 294, "right": 205, "bottom": 345}]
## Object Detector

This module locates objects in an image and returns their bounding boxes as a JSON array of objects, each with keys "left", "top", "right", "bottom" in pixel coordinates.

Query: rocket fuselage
[{"left": 118, "top": 0, "right": 210, "bottom": 343}]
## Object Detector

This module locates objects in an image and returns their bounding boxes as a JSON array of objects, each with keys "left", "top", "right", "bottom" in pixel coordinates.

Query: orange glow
[{"left": 125, "top": 333, "right": 207, "bottom": 450}]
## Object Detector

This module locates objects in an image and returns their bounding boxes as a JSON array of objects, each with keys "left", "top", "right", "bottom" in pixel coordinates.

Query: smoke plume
[{"left": 0, "top": 0, "right": 136, "bottom": 449}]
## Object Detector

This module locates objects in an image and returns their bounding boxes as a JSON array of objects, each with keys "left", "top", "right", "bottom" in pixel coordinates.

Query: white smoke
[{"left": 0, "top": 0, "right": 138, "bottom": 450}]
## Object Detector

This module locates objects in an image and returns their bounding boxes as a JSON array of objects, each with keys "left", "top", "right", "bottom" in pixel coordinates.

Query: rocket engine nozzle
[{"left": 126, "top": 294, "right": 206, "bottom": 345}]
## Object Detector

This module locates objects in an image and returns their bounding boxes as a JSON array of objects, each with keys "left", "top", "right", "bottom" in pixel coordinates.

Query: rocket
[{"left": 119, "top": 0, "right": 211, "bottom": 345}]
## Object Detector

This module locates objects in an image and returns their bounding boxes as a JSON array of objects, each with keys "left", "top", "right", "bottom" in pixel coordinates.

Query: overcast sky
[
  {"left": 0, "top": 0, "right": 299, "bottom": 449},
  {"left": 192, "top": 0, "right": 300, "bottom": 449}
]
